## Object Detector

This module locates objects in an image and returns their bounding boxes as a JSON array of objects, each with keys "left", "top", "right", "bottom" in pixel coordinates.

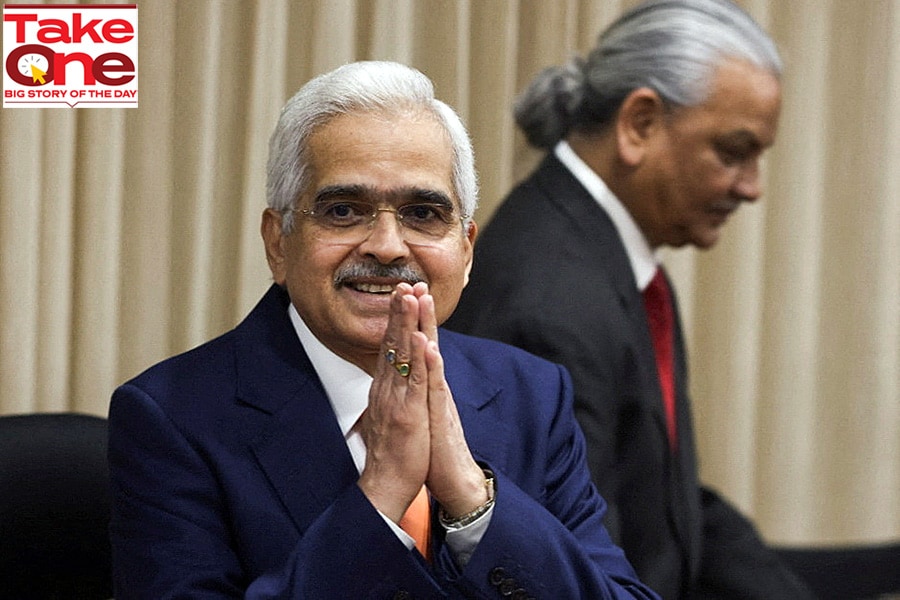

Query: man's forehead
[
  {"left": 672, "top": 64, "right": 780, "bottom": 144},
  {"left": 303, "top": 112, "right": 458, "bottom": 208}
]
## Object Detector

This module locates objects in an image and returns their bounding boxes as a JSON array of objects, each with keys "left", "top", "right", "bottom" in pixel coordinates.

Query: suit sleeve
[
  {"left": 447, "top": 363, "right": 658, "bottom": 600},
  {"left": 108, "top": 384, "right": 445, "bottom": 599},
  {"left": 693, "top": 487, "right": 816, "bottom": 599}
]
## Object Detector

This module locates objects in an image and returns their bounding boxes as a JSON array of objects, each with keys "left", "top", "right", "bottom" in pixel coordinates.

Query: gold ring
[
  {"left": 385, "top": 348, "right": 410, "bottom": 377},
  {"left": 394, "top": 362, "right": 411, "bottom": 377}
]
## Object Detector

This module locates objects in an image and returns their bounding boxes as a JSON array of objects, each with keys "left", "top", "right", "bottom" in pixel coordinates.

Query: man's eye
[
  {"left": 716, "top": 145, "right": 751, "bottom": 166},
  {"left": 313, "top": 201, "right": 370, "bottom": 227},
  {"left": 399, "top": 203, "right": 452, "bottom": 223},
  {"left": 323, "top": 202, "right": 366, "bottom": 219}
]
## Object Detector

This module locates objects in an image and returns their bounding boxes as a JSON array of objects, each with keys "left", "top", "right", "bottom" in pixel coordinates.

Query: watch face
[{"left": 18, "top": 53, "right": 49, "bottom": 82}]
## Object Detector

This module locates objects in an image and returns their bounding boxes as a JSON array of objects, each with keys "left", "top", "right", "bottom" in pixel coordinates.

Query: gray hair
[
  {"left": 515, "top": 0, "right": 782, "bottom": 149},
  {"left": 266, "top": 61, "right": 478, "bottom": 233}
]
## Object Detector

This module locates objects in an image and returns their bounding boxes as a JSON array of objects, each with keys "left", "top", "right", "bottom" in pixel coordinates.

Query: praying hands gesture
[{"left": 356, "top": 282, "right": 490, "bottom": 526}]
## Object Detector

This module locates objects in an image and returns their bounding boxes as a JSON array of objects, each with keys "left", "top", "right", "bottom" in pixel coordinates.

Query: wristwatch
[{"left": 439, "top": 468, "right": 496, "bottom": 529}]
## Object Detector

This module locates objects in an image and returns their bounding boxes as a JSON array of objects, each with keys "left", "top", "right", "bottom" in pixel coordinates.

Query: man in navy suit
[
  {"left": 108, "top": 61, "right": 658, "bottom": 599},
  {"left": 447, "top": 1, "right": 815, "bottom": 598}
]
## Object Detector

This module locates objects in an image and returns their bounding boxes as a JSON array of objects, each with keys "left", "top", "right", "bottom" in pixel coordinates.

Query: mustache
[{"left": 333, "top": 261, "right": 426, "bottom": 288}]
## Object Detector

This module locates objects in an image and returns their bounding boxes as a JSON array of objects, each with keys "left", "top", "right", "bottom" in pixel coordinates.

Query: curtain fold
[{"left": 1, "top": 0, "right": 897, "bottom": 547}]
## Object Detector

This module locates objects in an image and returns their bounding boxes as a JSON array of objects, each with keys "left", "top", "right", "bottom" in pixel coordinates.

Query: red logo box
[{"left": 3, "top": 3, "right": 138, "bottom": 108}]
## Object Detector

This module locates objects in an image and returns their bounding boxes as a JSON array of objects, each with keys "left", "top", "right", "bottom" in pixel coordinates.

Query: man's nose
[
  {"left": 357, "top": 210, "right": 410, "bottom": 262},
  {"left": 733, "top": 160, "right": 762, "bottom": 202}
]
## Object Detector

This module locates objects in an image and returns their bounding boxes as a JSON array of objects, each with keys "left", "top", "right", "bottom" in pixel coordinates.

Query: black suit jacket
[{"left": 447, "top": 154, "right": 814, "bottom": 600}]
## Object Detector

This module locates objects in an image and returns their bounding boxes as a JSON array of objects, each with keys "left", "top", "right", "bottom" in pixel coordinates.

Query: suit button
[
  {"left": 393, "top": 591, "right": 411, "bottom": 600},
  {"left": 489, "top": 567, "right": 507, "bottom": 586},
  {"left": 499, "top": 578, "right": 517, "bottom": 596}
]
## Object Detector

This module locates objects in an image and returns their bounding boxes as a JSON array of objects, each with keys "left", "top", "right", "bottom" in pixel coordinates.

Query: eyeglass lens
[{"left": 301, "top": 200, "right": 462, "bottom": 245}]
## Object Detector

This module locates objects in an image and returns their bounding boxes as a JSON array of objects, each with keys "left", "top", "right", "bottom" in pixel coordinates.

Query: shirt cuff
[{"left": 442, "top": 502, "right": 494, "bottom": 567}]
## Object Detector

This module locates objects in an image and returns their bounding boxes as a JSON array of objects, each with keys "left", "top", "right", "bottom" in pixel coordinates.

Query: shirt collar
[
  {"left": 288, "top": 303, "right": 371, "bottom": 438},
  {"left": 554, "top": 140, "right": 659, "bottom": 291}
]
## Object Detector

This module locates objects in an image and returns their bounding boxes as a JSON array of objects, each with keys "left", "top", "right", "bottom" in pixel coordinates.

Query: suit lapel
[
  {"left": 535, "top": 156, "right": 672, "bottom": 442},
  {"left": 440, "top": 333, "right": 508, "bottom": 469},
  {"left": 532, "top": 155, "right": 638, "bottom": 315},
  {"left": 250, "top": 394, "right": 359, "bottom": 534},
  {"left": 232, "top": 286, "right": 360, "bottom": 534}
]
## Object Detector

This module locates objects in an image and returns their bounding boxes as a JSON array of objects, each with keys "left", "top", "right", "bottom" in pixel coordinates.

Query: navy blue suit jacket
[{"left": 108, "top": 284, "right": 658, "bottom": 599}]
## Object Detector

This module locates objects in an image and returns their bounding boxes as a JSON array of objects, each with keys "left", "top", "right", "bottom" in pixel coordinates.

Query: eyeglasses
[{"left": 294, "top": 199, "right": 467, "bottom": 245}]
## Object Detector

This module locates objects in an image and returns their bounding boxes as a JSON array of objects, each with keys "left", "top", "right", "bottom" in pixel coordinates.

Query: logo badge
[{"left": 3, "top": 3, "right": 138, "bottom": 108}]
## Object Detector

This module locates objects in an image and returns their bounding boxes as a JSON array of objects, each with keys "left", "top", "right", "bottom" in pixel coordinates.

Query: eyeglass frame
[{"left": 290, "top": 191, "right": 471, "bottom": 245}]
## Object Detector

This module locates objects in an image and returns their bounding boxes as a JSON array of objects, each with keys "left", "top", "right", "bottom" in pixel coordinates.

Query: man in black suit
[{"left": 447, "top": 1, "right": 815, "bottom": 598}]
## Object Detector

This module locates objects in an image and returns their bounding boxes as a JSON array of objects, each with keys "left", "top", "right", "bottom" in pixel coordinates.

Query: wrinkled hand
[
  {"left": 356, "top": 283, "right": 489, "bottom": 524},
  {"left": 356, "top": 283, "right": 430, "bottom": 523}
]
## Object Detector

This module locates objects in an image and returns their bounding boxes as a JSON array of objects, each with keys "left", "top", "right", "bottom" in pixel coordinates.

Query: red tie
[
  {"left": 643, "top": 267, "right": 677, "bottom": 450},
  {"left": 399, "top": 485, "right": 431, "bottom": 561}
]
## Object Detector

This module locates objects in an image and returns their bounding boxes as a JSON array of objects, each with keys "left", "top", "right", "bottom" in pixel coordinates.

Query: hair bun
[{"left": 514, "top": 57, "right": 586, "bottom": 149}]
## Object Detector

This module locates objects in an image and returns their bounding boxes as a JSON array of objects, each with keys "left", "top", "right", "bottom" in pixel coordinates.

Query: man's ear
[
  {"left": 615, "top": 87, "right": 667, "bottom": 167},
  {"left": 261, "top": 208, "right": 288, "bottom": 285},
  {"left": 462, "top": 219, "right": 478, "bottom": 287}
]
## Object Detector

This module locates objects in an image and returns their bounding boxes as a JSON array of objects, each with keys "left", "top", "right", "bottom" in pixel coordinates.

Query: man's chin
[{"left": 692, "top": 228, "right": 723, "bottom": 250}]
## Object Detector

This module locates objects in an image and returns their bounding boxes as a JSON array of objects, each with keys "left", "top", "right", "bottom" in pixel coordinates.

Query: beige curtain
[{"left": 2, "top": 0, "right": 898, "bottom": 548}]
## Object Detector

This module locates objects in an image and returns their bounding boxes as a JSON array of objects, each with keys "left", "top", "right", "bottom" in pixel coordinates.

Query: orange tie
[{"left": 399, "top": 485, "right": 431, "bottom": 560}]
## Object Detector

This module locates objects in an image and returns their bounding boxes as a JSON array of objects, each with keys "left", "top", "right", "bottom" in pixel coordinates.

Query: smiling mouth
[
  {"left": 346, "top": 281, "right": 396, "bottom": 294},
  {"left": 334, "top": 261, "right": 425, "bottom": 294}
]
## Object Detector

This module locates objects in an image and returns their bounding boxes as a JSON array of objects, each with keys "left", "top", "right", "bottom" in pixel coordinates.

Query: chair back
[{"left": 0, "top": 412, "right": 112, "bottom": 599}]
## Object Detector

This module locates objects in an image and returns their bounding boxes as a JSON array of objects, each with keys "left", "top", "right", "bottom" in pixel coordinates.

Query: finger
[
  {"left": 424, "top": 339, "right": 447, "bottom": 400},
  {"left": 380, "top": 288, "right": 421, "bottom": 384},
  {"left": 424, "top": 338, "right": 454, "bottom": 437},
  {"left": 407, "top": 331, "right": 429, "bottom": 394},
  {"left": 417, "top": 290, "right": 439, "bottom": 344}
]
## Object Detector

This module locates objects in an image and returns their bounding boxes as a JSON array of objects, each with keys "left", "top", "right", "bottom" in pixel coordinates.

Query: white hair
[
  {"left": 266, "top": 61, "right": 479, "bottom": 232},
  {"left": 515, "top": 0, "right": 782, "bottom": 148}
]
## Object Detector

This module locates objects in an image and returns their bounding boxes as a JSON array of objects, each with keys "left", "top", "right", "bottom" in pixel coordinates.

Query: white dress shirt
[{"left": 288, "top": 304, "right": 491, "bottom": 566}]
